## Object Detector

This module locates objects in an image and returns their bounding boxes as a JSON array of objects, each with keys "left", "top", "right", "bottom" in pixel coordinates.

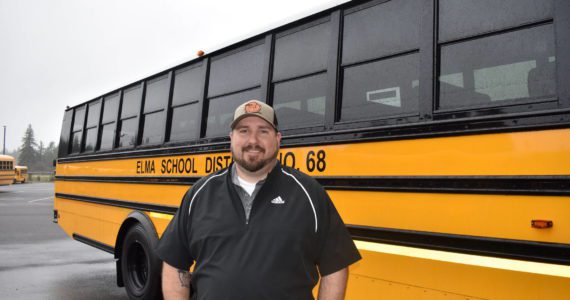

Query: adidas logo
[{"left": 270, "top": 196, "right": 285, "bottom": 204}]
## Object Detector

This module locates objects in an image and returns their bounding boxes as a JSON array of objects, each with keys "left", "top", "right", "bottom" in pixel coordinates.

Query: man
[{"left": 156, "top": 99, "right": 361, "bottom": 300}]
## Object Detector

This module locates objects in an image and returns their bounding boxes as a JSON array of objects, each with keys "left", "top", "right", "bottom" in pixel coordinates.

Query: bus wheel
[{"left": 121, "top": 223, "right": 162, "bottom": 300}]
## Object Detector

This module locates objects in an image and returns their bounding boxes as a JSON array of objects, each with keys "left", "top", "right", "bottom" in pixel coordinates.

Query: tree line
[{"left": 8, "top": 124, "right": 57, "bottom": 172}]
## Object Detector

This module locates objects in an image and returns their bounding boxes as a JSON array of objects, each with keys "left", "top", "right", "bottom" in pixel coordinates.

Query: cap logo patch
[{"left": 244, "top": 102, "right": 262, "bottom": 113}]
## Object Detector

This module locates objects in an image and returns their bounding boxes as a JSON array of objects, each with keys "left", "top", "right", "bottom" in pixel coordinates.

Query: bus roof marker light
[
  {"left": 197, "top": 50, "right": 205, "bottom": 57},
  {"left": 531, "top": 220, "right": 553, "bottom": 229}
]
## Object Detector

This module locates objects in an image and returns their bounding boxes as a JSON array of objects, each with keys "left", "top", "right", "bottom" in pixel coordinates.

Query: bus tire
[{"left": 121, "top": 223, "right": 163, "bottom": 300}]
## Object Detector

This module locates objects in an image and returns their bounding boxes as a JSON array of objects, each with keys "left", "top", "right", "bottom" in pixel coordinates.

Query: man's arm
[
  {"left": 317, "top": 267, "right": 349, "bottom": 300},
  {"left": 162, "top": 262, "right": 191, "bottom": 299}
]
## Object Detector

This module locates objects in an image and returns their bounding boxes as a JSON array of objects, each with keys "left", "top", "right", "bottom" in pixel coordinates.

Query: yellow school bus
[
  {"left": 54, "top": 0, "right": 570, "bottom": 299},
  {"left": 13, "top": 166, "right": 28, "bottom": 184},
  {"left": 0, "top": 155, "right": 15, "bottom": 186}
]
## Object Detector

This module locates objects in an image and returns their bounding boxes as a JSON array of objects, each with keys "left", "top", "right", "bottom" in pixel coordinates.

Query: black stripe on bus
[
  {"left": 56, "top": 193, "right": 179, "bottom": 214},
  {"left": 55, "top": 175, "right": 570, "bottom": 196},
  {"left": 56, "top": 175, "right": 200, "bottom": 185},
  {"left": 348, "top": 225, "right": 570, "bottom": 265},
  {"left": 59, "top": 192, "right": 569, "bottom": 265},
  {"left": 319, "top": 175, "right": 570, "bottom": 196},
  {"left": 73, "top": 233, "right": 115, "bottom": 254}
]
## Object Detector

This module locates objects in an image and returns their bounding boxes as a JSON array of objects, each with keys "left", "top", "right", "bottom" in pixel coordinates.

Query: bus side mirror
[{"left": 53, "top": 159, "right": 56, "bottom": 167}]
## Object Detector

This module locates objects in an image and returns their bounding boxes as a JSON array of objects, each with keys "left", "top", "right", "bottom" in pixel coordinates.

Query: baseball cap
[{"left": 230, "top": 100, "right": 279, "bottom": 130}]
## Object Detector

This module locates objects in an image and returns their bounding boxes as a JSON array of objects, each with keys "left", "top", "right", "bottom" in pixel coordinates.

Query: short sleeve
[
  {"left": 155, "top": 189, "right": 194, "bottom": 270},
  {"left": 316, "top": 192, "right": 361, "bottom": 276}
]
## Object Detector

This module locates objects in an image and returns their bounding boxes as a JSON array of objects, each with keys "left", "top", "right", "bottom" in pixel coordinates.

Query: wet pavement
[{"left": 0, "top": 182, "right": 128, "bottom": 300}]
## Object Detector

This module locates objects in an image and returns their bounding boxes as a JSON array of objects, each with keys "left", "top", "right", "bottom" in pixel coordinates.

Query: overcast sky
[{"left": 0, "top": 0, "right": 346, "bottom": 153}]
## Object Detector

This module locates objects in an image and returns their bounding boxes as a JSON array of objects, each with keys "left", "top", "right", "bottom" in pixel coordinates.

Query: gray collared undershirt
[{"left": 231, "top": 164, "right": 265, "bottom": 223}]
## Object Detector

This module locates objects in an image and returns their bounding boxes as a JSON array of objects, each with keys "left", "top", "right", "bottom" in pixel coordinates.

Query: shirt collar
[{"left": 230, "top": 161, "right": 280, "bottom": 186}]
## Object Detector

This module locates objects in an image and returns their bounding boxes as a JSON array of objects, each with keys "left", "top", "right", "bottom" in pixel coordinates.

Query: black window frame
[
  {"left": 333, "top": 0, "right": 425, "bottom": 130},
  {"left": 433, "top": 0, "right": 560, "bottom": 121},
  {"left": 270, "top": 16, "right": 336, "bottom": 135},
  {"left": 140, "top": 72, "right": 171, "bottom": 146},
  {"left": 437, "top": 0, "right": 554, "bottom": 44},
  {"left": 166, "top": 61, "right": 207, "bottom": 145},
  {"left": 97, "top": 91, "right": 121, "bottom": 152},
  {"left": 83, "top": 99, "right": 102, "bottom": 153},
  {"left": 69, "top": 105, "right": 87, "bottom": 154},
  {"left": 207, "top": 40, "right": 266, "bottom": 98},
  {"left": 203, "top": 40, "right": 267, "bottom": 141},
  {"left": 339, "top": 52, "right": 422, "bottom": 124},
  {"left": 58, "top": 109, "right": 73, "bottom": 157},
  {"left": 117, "top": 83, "right": 143, "bottom": 149}
]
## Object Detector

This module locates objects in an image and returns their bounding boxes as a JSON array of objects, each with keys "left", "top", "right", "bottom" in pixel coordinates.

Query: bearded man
[{"left": 157, "top": 99, "right": 360, "bottom": 300}]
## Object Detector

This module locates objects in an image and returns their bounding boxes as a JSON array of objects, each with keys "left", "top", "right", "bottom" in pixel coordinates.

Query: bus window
[
  {"left": 99, "top": 93, "right": 120, "bottom": 150},
  {"left": 206, "top": 42, "right": 265, "bottom": 137},
  {"left": 70, "top": 105, "right": 86, "bottom": 153},
  {"left": 172, "top": 64, "right": 204, "bottom": 107},
  {"left": 119, "top": 85, "right": 142, "bottom": 148},
  {"left": 170, "top": 104, "right": 201, "bottom": 142},
  {"left": 273, "top": 74, "right": 327, "bottom": 130},
  {"left": 342, "top": 54, "right": 419, "bottom": 121},
  {"left": 272, "top": 19, "right": 330, "bottom": 82},
  {"left": 141, "top": 74, "right": 169, "bottom": 145},
  {"left": 58, "top": 110, "right": 73, "bottom": 157},
  {"left": 206, "top": 88, "right": 260, "bottom": 137},
  {"left": 272, "top": 19, "right": 330, "bottom": 130},
  {"left": 207, "top": 43, "right": 264, "bottom": 98},
  {"left": 340, "top": 0, "right": 420, "bottom": 122},
  {"left": 438, "top": 24, "right": 556, "bottom": 110},
  {"left": 119, "top": 118, "right": 138, "bottom": 148},
  {"left": 438, "top": 0, "right": 553, "bottom": 43},
  {"left": 169, "top": 63, "right": 204, "bottom": 142},
  {"left": 84, "top": 100, "right": 101, "bottom": 152},
  {"left": 342, "top": 0, "right": 421, "bottom": 66}
]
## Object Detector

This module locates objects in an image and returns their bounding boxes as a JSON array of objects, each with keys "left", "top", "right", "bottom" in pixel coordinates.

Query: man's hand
[
  {"left": 317, "top": 267, "right": 349, "bottom": 300},
  {"left": 162, "top": 262, "right": 191, "bottom": 299}
]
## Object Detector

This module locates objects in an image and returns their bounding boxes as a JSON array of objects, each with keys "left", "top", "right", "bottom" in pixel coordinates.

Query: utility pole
[{"left": 2, "top": 125, "right": 5, "bottom": 155}]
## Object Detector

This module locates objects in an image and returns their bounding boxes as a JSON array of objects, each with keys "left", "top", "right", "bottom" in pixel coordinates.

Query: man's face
[{"left": 230, "top": 116, "right": 281, "bottom": 173}]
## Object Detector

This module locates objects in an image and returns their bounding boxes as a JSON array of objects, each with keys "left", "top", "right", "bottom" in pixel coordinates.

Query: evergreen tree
[{"left": 18, "top": 124, "right": 38, "bottom": 170}]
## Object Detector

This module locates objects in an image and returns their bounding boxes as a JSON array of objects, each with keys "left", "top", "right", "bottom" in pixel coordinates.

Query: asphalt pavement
[{"left": 0, "top": 182, "right": 128, "bottom": 300}]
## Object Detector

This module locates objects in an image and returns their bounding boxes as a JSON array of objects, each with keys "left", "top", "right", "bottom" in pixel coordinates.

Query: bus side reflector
[{"left": 531, "top": 220, "right": 553, "bottom": 229}]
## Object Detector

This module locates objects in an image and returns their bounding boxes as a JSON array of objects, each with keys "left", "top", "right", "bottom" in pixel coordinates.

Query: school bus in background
[
  {"left": 54, "top": 0, "right": 570, "bottom": 299},
  {"left": 0, "top": 155, "right": 15, "bottom": 186},
  {"left": 13, "top": 166, "right": 28, "bottom": 184}
]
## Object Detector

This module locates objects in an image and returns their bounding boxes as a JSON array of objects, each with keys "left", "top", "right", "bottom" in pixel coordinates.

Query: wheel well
[{"left": 115, "top": 211, "right": 159, "bottom": 288}]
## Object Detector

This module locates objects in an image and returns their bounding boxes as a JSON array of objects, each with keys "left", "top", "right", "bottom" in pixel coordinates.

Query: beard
[{"left": 232, "top": 144, "right": 279, "bottom": 173}]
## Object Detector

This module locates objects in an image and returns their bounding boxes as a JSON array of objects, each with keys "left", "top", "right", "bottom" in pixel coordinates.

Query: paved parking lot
[{"left": 0, "top": 183, "right": 128, "bottom": 299}]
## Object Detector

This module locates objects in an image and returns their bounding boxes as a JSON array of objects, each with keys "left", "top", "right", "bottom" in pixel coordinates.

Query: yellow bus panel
[
  {"left": 347, "top": 243, "right": 570, "bottom": 300},
  {"left": 331, "top": 190, "right": 570, "bottom": 244}
]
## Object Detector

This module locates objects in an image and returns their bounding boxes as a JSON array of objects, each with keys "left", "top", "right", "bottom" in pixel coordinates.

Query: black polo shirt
[{"left": 156, "top": 162, "right": 361, "bottom": 300}]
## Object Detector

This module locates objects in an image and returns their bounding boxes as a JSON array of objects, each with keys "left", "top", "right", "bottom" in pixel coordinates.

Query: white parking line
[
  {"left": 28, "top": 196, "right": 54, "bottom": 203},
  {"left": 13, "top": 188, "right": 54, "bottom": 192}
]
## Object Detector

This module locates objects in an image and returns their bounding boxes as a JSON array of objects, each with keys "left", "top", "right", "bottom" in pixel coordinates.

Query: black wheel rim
[{"left": 126, "top": 240, "right": 148, "bottom": 293}]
